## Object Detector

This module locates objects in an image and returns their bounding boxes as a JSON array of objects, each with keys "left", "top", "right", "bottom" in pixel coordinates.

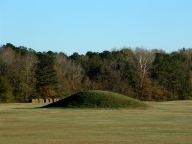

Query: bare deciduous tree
[
  {"left": 133, "top": 48, "right": 155, "bottom": 100},
  {"left": 56, "top": 53, "right": 86, "bottom": 95}
]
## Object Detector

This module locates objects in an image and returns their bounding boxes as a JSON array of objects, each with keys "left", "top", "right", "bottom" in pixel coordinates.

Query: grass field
[{"left": 0, "top": 101, "right": 192, "bottom": 144}]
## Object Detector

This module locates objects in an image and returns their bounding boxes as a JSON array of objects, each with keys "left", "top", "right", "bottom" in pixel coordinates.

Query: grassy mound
[{"left": 43, "top": 90, "right": 148, "bottom": 109}]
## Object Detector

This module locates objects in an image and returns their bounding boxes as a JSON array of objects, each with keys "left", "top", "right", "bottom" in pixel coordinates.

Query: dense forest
[{"left": 0, "top": 43, "right": 192, "bottom": 102}]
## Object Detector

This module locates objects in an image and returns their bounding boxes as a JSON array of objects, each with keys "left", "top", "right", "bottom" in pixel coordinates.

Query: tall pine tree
[{"left": 36, "top": 51, "right": 58, "bottom": 98}]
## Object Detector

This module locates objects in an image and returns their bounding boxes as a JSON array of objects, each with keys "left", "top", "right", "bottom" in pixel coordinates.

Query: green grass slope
[{"left": 43, "top": 90, "right": 148, "bottom": 108}]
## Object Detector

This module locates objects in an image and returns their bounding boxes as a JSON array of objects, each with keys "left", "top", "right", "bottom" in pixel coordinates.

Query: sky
[{"left": 0, "top": 0, "right": 192, "bottom": 55}]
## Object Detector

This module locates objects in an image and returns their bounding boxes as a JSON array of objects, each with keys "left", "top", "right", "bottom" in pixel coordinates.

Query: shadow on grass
[{"left": 12, "top": 107, "right": 42, "bottom": 109}]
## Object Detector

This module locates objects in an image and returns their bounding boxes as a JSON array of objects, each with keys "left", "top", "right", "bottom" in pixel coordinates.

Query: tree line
[{"left": 0, "top": 43, "right": 192, "bottom": 102}]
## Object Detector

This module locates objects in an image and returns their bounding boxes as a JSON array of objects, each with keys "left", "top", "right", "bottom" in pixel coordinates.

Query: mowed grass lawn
[{"left": 0, "top": 101, "right": 192, "bottom": 144}]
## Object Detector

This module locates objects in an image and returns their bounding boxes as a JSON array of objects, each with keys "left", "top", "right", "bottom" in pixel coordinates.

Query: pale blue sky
[{"left": 0, "top": 0, "right": 192, "bottom": 55}]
